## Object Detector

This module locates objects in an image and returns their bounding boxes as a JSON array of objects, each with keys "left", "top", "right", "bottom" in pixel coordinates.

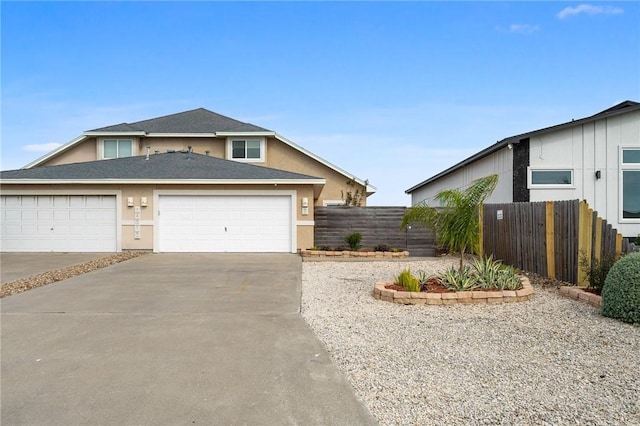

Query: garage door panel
[
  {"left": 158, "top": 195, "right": 291, "bottom": 253},
  {"left": 0, "top": 195, "right": 117, "bottom": 252},
  {"left": 4, "top": 210, "right": 22, "bottom": 221}
]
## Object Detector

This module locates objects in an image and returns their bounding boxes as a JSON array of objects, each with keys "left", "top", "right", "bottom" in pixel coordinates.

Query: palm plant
[{"left": 401, "top": 174, "right": 498, "bottom": 271}]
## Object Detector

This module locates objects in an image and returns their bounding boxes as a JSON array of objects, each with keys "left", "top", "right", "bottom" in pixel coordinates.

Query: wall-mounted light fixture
[{"left": 595, "top": 170, "right": 602, "bottom": 179}]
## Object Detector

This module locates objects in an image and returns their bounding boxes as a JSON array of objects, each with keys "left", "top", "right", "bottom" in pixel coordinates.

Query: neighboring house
[
  {"left": 0, "top": 108, "right": 374, "bottom": 253},
  {"left": 406, "top": 101, "right": 640, "bottom": 238}
]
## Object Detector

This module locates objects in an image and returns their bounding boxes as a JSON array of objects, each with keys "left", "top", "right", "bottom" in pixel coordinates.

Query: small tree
[
  {"left": 401, "top": 174, "right": 498, "bottom": 271},
  {"left": 341, "top": 178, "right": 368, "bottom": 206}
]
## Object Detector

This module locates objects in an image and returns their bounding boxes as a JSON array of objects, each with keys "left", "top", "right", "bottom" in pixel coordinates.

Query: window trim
[
  {"left": 620, "top": 146, "right": 640, "bottom": 222},
  {"left": 527, "top": 167, "right": 574, "bottom": 189},
  {"left": 621, "top": 147, "right": 640, "bottom": 165},
  {"left": 225, "top": 137, "right": 265, "bottom": 163},
  {"left": 99, "top": 138, "right": 136, "bottom": 159}
]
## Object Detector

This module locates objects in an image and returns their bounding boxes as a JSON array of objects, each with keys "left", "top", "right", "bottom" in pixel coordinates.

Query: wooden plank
[
  {"left": 546, "top": 201, "right": 556, "bottom": 279},
  {"left": 594, "top": 216, "right": 603, "bottom": 263},
  {"left": 577, "top": 201, "right": 588, "bottom": 286},
  {"left": 616, "top": 233, "right": 623, "bottom": 256}
]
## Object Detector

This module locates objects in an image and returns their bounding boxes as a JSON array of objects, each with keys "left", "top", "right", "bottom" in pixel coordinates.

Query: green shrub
[
  {"left": 395, "top": 268, "right": 421, "bottom": 292},
  {"left": 344, "top": 232, "right": 362, "bottom": 251},
  {"left": 374, "top": 243, "right": 390, "bottom": 252},
  {"left": 579, "top": 250, "right": 619, "bottom": 292},
  {"left": 601, "top": 252, "right": 640, "bottom": 325}
]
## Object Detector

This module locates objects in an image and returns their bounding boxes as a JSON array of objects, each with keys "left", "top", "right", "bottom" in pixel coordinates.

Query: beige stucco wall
[
  {"left": 34, "top": 135, "right": 368, "bottom": 206},
  {"left": 42, "top": 138, "right": 98, "bottom": 166},
  {"left": 265, "top": 138, "right": 367, "bottom": 206},
  {"left": 1, "top": 183, "right": 316, "bottom": 252}
]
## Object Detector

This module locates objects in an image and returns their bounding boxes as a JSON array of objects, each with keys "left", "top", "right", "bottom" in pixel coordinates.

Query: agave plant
[
  {"left": 472, "top": 255, "right": 504, "bottom": 289},
  {"left": 441, "top": 266, "right": 479, "bottom": 291},
  {"left": 494, "top": 265, "right": 521, "bottom": 290}
]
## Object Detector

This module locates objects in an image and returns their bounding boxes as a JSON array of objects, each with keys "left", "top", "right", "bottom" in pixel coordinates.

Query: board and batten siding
[
  {"left": 410, "top": 109, "right": 639, "bottom": 237},
  {"left": 409, "top": 147, "right": 514, "bottom": 207},
  {"left": 528, "top": 109, "right": 640, "bottom": 237}
]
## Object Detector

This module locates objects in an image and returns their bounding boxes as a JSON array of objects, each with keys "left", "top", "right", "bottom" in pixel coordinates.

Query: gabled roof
[
  {"left": 88, "top": 108, "right": 270, "bottom": 134},
  {"left": 406, "top": 100, "right": 640, "bottom": 194},
  {"left": 20, "top": 108, "right": 375, "bottom": 193},
  {"left": 2, "top": 151, "right": 325, "bottom": 183}
]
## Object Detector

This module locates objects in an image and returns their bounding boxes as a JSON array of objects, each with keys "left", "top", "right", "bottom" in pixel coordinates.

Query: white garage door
[
  {"left": 1, "top": 195, "right": 117, "bottom": 252},
  {"left": 158, "top": 195, "right": 292, "bottom": 252}
]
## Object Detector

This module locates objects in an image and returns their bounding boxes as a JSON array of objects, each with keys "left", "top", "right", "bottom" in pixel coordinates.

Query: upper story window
[
  {"left": 528, "top": 168, "right": 574, "bottom": 188},
  {"left": 226, "top": 138, "right": 265, "bottom": 162},
  {"left": 103, "top": 139, "right": 133, "bottom": 159},
  {"left": 621, "top": 148, "right": 640, "bottom": 220},
  {"left": 622, "top": 148, "right": 640, "bottom": 164}
]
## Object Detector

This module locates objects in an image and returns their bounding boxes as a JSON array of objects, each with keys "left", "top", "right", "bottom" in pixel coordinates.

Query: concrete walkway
[{"left": 1, "top": 253, "right": 376, "bottom": 425}]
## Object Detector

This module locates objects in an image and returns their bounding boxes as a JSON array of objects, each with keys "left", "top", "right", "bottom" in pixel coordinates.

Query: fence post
[
  {"left": 594, "top": 216, "right": 603, "bottom": 263},
  {"left": 616, "top": 234, "right": 623, "bottom": 256},
  {"left": 577, "top": 201, "right": 594, "bottom": 287},
  {"left": 545, "top": 201, "right": 556, "bottom": 279}
]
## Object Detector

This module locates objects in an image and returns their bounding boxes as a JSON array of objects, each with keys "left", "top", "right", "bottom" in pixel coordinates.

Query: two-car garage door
[
  {"left": 157, "top": 195, "right": 293, "bottom": 253},
  {"left": 1, "top": 194, "right": 294, "bottom": 253},
  {"left": 1, "top": 195, "right": 117, "bottom": 252}
]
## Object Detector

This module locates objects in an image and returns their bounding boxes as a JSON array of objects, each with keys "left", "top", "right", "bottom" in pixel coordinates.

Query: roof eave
[
  {"left": 83, "top": 131, "right": 147, "bottom": 137},
  {"left": 405, "top": 100, "right": 640, "bottom": 194},
  {"left": 23, "top": 135, "right": 89, "bottom": 169},
  {"left": 405, "top": 140, "right": 510, "bottom": 194},
  {"left": 274, "top": 133, "right": 377, "bottom": 195},
  {"left": 0, "top": 178, "right": 327, "bottom": 185},
  {"left": 215, "top": 131, "right": 277, "bottom": 137}
]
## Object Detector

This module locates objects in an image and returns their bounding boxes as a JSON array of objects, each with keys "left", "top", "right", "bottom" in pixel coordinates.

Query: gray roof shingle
[
  {"left": 1, "top": 152, "right": 322, "bottom": 181},
  {"left": 89, "top": 108, "right": 270, "bottom": 134}
]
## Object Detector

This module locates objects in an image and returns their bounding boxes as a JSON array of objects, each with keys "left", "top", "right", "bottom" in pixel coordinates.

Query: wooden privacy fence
[
  {"left": 314, "top": 206, "right": 435, "bottom": 256},
  {"left": 480, "top": 200, "right": 628, "bottom": 285}
]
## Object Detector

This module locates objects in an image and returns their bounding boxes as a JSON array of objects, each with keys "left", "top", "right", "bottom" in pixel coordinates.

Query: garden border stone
[
  {"left": 373, "top": 276, "right": 534, "bottom": 305},
  {"left": 558, "top": 286, "right": 602, "bottom": 308},
  {"left": 300, "top": 249, "right": 409, "bottom": 258}
]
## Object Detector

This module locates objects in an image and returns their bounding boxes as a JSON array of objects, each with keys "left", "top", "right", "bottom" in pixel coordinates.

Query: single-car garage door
[
  {"left": 158, "top": 195, "right": 292, "bottom": 252},
  {"left": 0, "top": 195, "right": 117, "bottom": 252}
]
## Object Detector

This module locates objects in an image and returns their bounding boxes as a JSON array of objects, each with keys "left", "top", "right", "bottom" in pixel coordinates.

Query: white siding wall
[
  {"left": 409, "top": 109, "right": 639, "bottom": 238},
  {"left": 529, "top": 110, "right": 640, "bottom": 237},
  {"left": 410, "top": 148, "right": 513, "bottom": 206}
]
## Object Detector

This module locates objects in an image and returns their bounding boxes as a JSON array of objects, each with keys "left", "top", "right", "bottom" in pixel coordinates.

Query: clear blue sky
[{"left": 2, "top": 1, "right": 638, "bottom": 205}]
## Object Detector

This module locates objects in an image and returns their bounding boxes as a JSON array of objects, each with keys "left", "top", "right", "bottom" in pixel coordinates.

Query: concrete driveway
[
  {"left": 1, "top": 253, "right": 376, "bottom": 425},
  {"left": 0, "top": 252, "right": 110, "bottom": 284}
]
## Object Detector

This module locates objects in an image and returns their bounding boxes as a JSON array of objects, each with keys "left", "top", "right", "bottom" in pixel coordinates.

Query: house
[
  {"left": 0, "top": 108, "right": 375, "bottom": 253},
  {"left": 405, "top": 101, "right": 640, "bottom": 238}
]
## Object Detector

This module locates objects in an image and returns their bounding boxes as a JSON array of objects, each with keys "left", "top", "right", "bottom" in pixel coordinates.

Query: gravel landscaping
[
  {"left": 0, "top": 252, "right": 147, "bottom": 298},
  {"left": 301, "top": 258, "right": 640, "bottom": 426}
]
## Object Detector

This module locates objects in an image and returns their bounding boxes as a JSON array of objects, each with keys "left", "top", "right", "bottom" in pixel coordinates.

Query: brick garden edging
[
  {"left": 300, "top": 250, "right": 410, "bottom": 258},
  {"left": 558, "top": 286, "right": 602, "bottom": 308},
  {"left": 373, "top": 276, "right": 534, "bottom": 305}
]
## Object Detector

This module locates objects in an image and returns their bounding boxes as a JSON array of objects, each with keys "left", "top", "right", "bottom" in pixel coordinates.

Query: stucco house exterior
[
  {"left": 406, "top": 101, "right": 640, "bottom": 238},
  {"left": 0, "top": 108, "right": 375, "bottom": 253}
]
